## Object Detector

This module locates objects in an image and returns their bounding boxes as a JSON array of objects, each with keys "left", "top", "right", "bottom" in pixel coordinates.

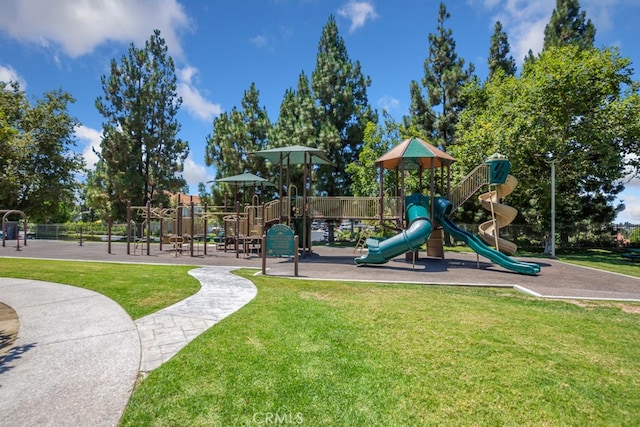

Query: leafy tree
[
  {"left": 543, "top": 0, "right": 595, "bottom": 50},
  {"left": 0, "top": 82, "right": 84, "bottom": 223},
  {"left": 488, "top": 21, "right": 516, "bottom": 79},
  {"left": 311, "top": 15, "right": 377, "bottom": 195},
  {"left": 346, "top": 115, "right": 400, "bottom": 197},
  {"left": 92, "top": 29, "right": 188, "bottom": 220},
  {"left": 406, "top": 2, "right": 474, "bottom": 149},
  {"left": 454, "top": 45, "right": 640, "bottom": 237},
  {"left": 205, "top": 83, "right": 272, "bottom": 204}
]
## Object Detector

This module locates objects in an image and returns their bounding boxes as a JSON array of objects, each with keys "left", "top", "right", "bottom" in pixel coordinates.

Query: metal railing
[{"left": 449, "top": 164, "right": 490, "bottom": 212}]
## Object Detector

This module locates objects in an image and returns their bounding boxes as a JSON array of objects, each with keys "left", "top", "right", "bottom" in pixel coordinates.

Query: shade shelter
[
  {"left": 375, "top": 137, "right": 457, "bottom": 224},
  {"left": 252, "top": 145, "right": 334, "bottom": 255},
  {"left": 216, "top": 173, "right": 275, "bottom": 257}
]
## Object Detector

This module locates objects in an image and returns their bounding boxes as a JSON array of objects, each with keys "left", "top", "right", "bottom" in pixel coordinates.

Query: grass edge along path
[
  {"left": 122, "top": 270, "right": 640, "bottom": 426},
  {"left": 0, "top": 258, "right": 200, "bottom": 319}
]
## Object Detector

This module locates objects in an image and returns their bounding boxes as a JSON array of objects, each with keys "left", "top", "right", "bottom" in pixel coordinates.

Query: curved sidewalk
[
  {"left": 0, "top": 278, "right": 140, "bottom": 427},
  {"left": 135, "top": 267, "right": 257, "bottom": 373},
  {"left": 0, "top": 267, "right": 258, "bottom": 426}
]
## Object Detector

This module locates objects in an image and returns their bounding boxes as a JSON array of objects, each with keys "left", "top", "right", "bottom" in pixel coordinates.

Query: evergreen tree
[
  {"left": 488, "top": 21, "right": 516, "bottom": 79},
  {"left": 93, "top": 29, "right": 188, "bottom": 220},
  {"left": 311, "top": 15, "right": 377, "bottom": 196},
  {"left": 269, "top": 72, "right": 318, "bottom": 191},
  {"left": 407, "top": 2, "right": 474, "bottom": 149},
  {"left": 543, "top": 0, "right": 595, "bottom": 50},
  {"left": 204, "top": 83, "right": 272, "bottom": 203},
  {"left": 0, "top": 82, "right": 84, "bottom": 222},
  {"left": 270, "top": 72, "right": 318, "bottom": 149}
]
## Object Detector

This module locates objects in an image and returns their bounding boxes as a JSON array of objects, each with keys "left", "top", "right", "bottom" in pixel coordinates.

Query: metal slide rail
[{"left": 449, "top": 164, "right": 491, "bottom": 212}]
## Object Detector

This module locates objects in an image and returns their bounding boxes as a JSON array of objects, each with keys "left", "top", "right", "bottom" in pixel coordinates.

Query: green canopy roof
[
  {"left": 215, "top": 172, "right": 275, "bottom": 187},
  {"left": 375, "top": 138, "right": 457, "bottom": 170},
  {"left": 252, "top": 145, "right": 334, "bottom": 166}
]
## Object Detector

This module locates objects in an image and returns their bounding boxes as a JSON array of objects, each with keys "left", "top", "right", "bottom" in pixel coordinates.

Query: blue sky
[{"left": 1, "top": 0, "right": 639, "bottom": 223}]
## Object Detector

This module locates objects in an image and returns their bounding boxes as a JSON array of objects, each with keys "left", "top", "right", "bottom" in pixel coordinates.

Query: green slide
[
  {"left": 355, "top": 194, "right": 433, "bottom": 265},
  {"left": 433, "top": 197, "right": 540, "bottom": 276}
]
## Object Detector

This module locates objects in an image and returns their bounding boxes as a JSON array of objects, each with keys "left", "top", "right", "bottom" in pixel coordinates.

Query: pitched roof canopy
[
  {"left": 252, "top": 145, "right": 334, "bottom": 166},
  {"left": 216, "top": 172, "right": 275, "bottom": 187},
  {"left": 375, "top": 138, "right": 457, "bottom": 170}
]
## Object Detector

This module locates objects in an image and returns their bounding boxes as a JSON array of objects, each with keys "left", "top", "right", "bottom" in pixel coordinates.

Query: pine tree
[
  {"left": 311, "top": 15, "right": 377, "bottom": 195},
  {"left": 93, "top": 29, "right": 188, "bottom": 220},
  {"left": 204, "top": 83, "right": 272, "bottom": 203},
  {"left": 269, "top": 72, "right": 318, "bottom": 189},
  {"left": 543, "top": 0, "right": 595, "bottom": 50},
  {"left": 407, "top": 2, "right": 474, "bottom": 149},
  {"left": 488, "top": 21, "right": 516, "bottom": 79},
  {"left": 270, "top": 72, "right": 318, "bottom": 149}
]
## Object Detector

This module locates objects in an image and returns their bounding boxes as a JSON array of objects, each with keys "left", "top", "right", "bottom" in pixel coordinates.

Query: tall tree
[
  {"left": 455, "top": 45, "right": 640, "bottom": 235},
  {"left": 269, "top": 72, "right": 319, "bottom": 191},
  {"left": 407, "top": 2, "right": 474, "bottom": 149},
  {"left": 270, "top": 72, "right": 318, "bottom": 149},
  {"left": 93, "top": 29, "right": 188, "bottom": 220},
  {"left": 0, "top": 82, "right": 84, "bottom": 222},
  {"left": 205, "top": 83, "right": 272, "bottom": 203},
  {"left": 311, "top": 15, "right": 377, "bottom": 196},
  {"left": 488, "top": 21, "right": 516, "bottom": 79},
  {"left": 543, "top": 0, "right": 595, "bottom": 50}
]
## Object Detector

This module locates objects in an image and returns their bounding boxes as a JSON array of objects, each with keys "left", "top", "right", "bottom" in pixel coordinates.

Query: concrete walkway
[
  {"left": 0, "top": 267, "right": 257, "bottom": 426},
  {"left": 0, "top": 278, "right": 140, "bottom": 427}
]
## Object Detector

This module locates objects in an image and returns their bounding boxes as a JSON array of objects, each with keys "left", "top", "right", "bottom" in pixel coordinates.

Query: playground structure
[
  {"left": 354, "top": 148, "right": 540, "bottom": 275},
  {"left": 116, "top": 139, "right": 538, "bottom": 275}
]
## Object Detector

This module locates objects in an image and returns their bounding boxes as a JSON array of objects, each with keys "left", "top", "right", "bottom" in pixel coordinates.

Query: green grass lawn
[
  {"left": 556, "top": 248, "right": 640, "bottom": 277},
  {"left": 122, "top": 270, "right": 640, "bottom": 426},
  {"left": 0, "top": 259, "right": 200, "bottom": 319},
  {"left": 2, "top": 253, "right": 639, "bottom": 425}
]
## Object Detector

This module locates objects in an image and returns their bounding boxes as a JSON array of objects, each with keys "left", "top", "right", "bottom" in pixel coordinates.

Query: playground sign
[{"left": 266, "top": 224, "right": 295, "bottom": 256}]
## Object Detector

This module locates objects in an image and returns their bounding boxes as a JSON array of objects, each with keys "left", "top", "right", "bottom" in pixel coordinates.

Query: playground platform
[{"left": 1, "top": 239, "right": 639, "bottom": 301}]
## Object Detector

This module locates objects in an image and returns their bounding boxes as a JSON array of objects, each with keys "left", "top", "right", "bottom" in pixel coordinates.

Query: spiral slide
[
  {"left": 355, "top": 194, "right": 432, "bottom": 265},
  {"left": 434, "top": 197, "right": 540, "bottom": 276},
  {"left": 478, "top": 174, "right": 518, "bottom": 255}
]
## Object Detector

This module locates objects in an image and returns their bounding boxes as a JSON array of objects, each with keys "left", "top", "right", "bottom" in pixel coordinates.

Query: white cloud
[
  {"left": 0, "top": 0, "right": 191, "bottom": 58},
  {"left": 182, "top": 155, "right": 214, "bottom": 188},
  {"left": 176, "top": 66, "right": 222, "bottom": 122},
  {"left": 486, "top": 0, "right": 554, "bottom": 64},
  {"left": 0, "top": 64, "right": 26, "bottom": 89},
  {"left": 250, "top": 34, "right": 270, "bottom": 48},
  {"left": 75, "top": 125, "right": 102, "bottom": 170},
  {"left": 377, "top": 95, "right": 400, "bottom": 112},
  {"left": 476, "top": 0, "right": 631, "bottom": 65},
  {"left": 338, "top": 1, "right": 378, "bottom": 33}
]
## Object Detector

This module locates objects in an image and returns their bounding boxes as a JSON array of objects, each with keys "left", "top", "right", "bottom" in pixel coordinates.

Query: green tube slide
[
  {"left": 433, "top": 197, "right": 540, "bottom": 276},
  {"left": 355, "top": 194, "right": 433, "bottom": 265}
]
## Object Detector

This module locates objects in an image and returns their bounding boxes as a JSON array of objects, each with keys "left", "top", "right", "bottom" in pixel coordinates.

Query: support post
[
  {"left": 550, "top": 159, "right": 556, "bottom": 259},
  {"left": 146, "top": 201, "right": 151, "bottom": 255},
  {"left": 108, "top": 216, "right": 112, "bottom": 254}
]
